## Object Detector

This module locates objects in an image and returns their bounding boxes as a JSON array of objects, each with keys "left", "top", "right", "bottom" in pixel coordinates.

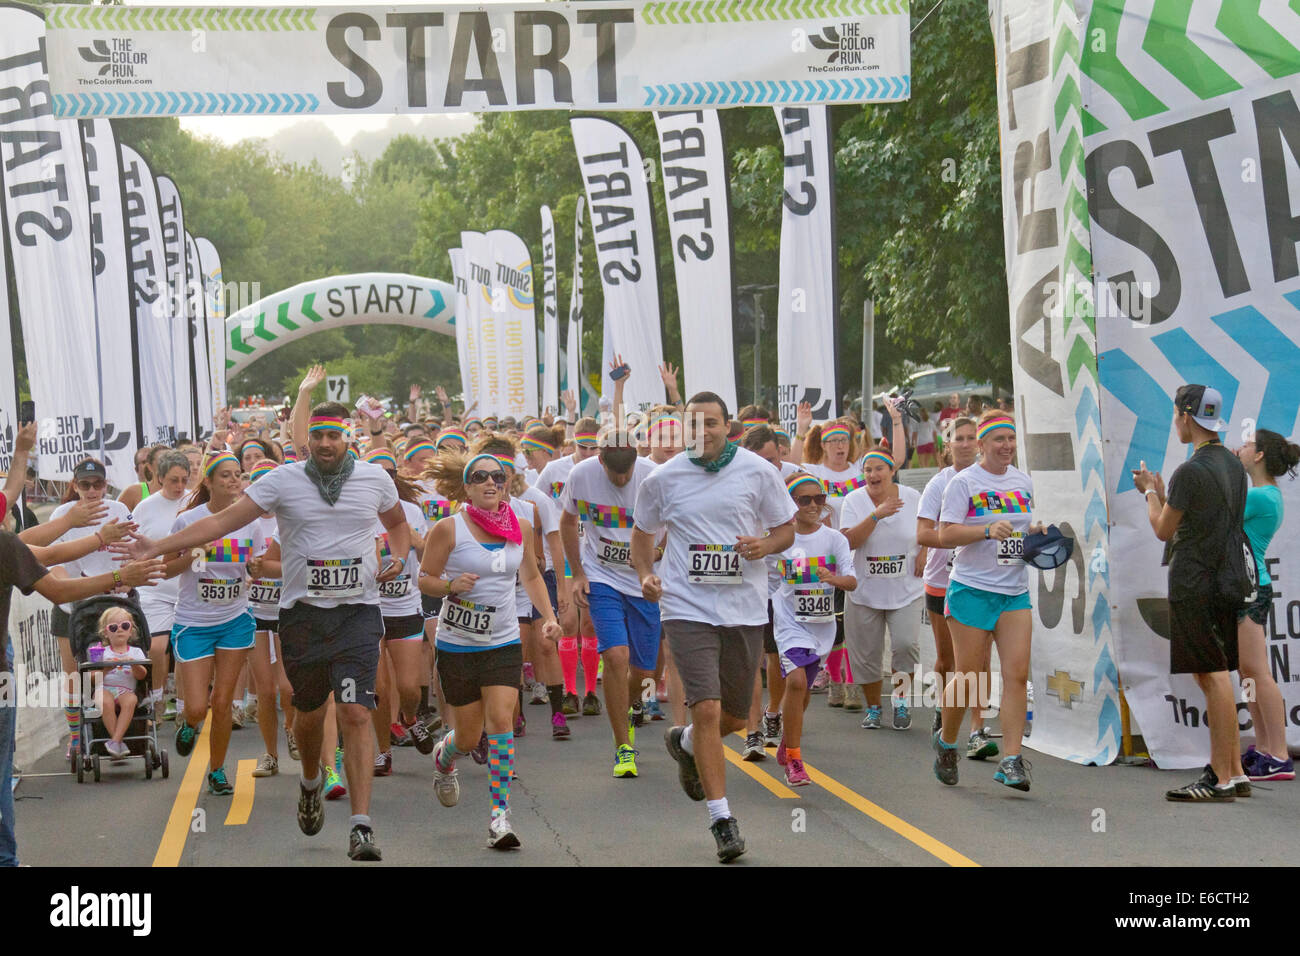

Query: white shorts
[{"left": 139, "top": 599, "right": 176, "bottom": 638}]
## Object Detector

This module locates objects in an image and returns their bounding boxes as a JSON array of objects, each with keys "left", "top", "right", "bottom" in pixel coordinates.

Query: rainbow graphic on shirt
[
  {"left": 575, "top": 500, "right": 633, "bottom": 528},
  {"left": 826, "top": 474, "right": 867, "bottom": 497},
  {"left": 548, "top": 481, "right": 566, "bottom": 500},
  {"left": 206, "top": 538, "right": 252, "bottom": 562},
  {"left": 376, "top": 533, "right": 392, "bottom": 561},
  {"left": 966, "top": 490, "right": 1031, "bottom": 517},
  {"left": 422, "top": 497, "right": 452, "bottom": 521},
  {"left": 778, "top": 555, "right": 837, "bottom": 584}
]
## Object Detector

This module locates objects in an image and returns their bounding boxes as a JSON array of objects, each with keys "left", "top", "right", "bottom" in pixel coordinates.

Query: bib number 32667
[
  {"left": 996, "top": 533, "right": 1025, "bottom": 566},
  {"left": 688, "top": 544, "right": 743, "bottom": 585},
  {"left": 306, "top": 557, "right": 364, "bottom": 598}
]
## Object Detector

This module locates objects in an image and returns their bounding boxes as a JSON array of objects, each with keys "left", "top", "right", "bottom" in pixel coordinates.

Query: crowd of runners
[{"left": 3, "top": 360, "right": 1294, "bottom": 864}]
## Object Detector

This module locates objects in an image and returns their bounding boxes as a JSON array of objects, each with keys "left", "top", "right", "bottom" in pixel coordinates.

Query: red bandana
[{"left": 464, "top": 501, "right": 522, "bottom": 544}]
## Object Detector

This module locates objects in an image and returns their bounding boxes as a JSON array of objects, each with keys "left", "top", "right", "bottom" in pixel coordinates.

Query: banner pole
[{"left": 861, "top": 298, "right": 873, "bottom": 430}]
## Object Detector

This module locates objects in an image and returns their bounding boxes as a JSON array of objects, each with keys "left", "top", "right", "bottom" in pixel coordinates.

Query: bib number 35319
[
  {"left": 198, "top": 578, "right": 241, "bottom": 604},
  {"left": 688, "top": 544, "right": 743, "bottom": 585},
  {"left": 306, "top": 557, "right": 364, "bottom": 598}
]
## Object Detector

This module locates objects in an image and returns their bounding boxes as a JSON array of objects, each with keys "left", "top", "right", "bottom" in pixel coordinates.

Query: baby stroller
[{"left": 67, "top": 595, "right": 169, "bottom": 782}]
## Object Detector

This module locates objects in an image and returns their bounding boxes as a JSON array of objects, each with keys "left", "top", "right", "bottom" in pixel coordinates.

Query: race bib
[
  {"left": 688, "top": 544, "right": 743, "bottom": 585},
  {"left": 597, "top": 535, "right": 631, "bottom": 568},
  {"left": 306, "top": 557, "right": 364, "bottom": 599},
  {"left": 198, "top": 577, "right": 242, "bottom": 604},
  {"left": 867, "top": 554, "right": 906, "bottom": 578},
  {"left": 793, "top": 584, "right": 834, "bottom": 623},
  {"left": 996, "top": 533, "right": 1025, "bottom": 566},
  {"left": 441, "top": 596, "right": 497, "bottom": 642},
  {"left": 248, "top": 579, "right": 282, "bottom": 606},
  {"left": 379, "top": 576, "right": 412, "bottom": 599}
]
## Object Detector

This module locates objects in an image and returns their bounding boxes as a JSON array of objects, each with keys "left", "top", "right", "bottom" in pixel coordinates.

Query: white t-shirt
[
  {"left": 918, "top": 466, "right": 957, "bottom": 592},
  {"left": 50, "top": 498, "right": 135, "bottom": 612},
  {"left": 634, "top": 447, "right": 797, "bottom": 627},
  {"left": 771, "top": 525, "right": 854, "bottom": 659},
  {"left": 415, "top": 479, "right": 455, "bottom": 526},
  {"left": 779, "top": 460, "right": 800, "bottom": 479},
  {"left": 913, "top": 418, "right": 936, "bottom": 447},
  {"left": 840, "top": 484, "right": 923, "bottom": 610},
  {"left": 170, "top": 503, "right": 266, "bottom": 627},
  {"left": 518, "top": 482, "right": 560, "bottom": 572},
  {"left": 244, "top": 460, "right": 400, "bottom": 610},
  {"left": 536, "top": 455, "right": 579, "bottom": 504},
  {"left": 562, "top": 455, "right": 656, "bottom": 597},
  {"left": 375, "top": 499, "right": 427, "bottom": 618},
  {"left": 800, "top": 462, "right": 864, "bottom": 528},
  {"left": 131, "top": 492, "right": 186, "bottom": 612},
  {"left": 248, "top": 515, "right": 282, "bottom": 620},
  {"left": 938, "top": 462, "right": 1034, "bottom": 596},
  {"left": 436, "top": 512, "right": 525, "bottom": 651},
  {"left": 101, "top": 645, "right": 147, "bottom": 692}
]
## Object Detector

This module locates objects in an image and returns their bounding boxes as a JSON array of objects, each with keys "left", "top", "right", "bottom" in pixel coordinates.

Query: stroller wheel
[
  {"left": 145, "top": 753, "right": 153, "bottom": 779},
  {"left": 149, "top": 741, "right": 160, "bottom": 769},
  {"left": 160, "top": 749, "right": 170, "bottom": 779},
  {"left": 76, "top": 757, "right": 84, "bottom": 783},
  {"left": 92, "top": 754, "right": 102, "bottom": 782}
]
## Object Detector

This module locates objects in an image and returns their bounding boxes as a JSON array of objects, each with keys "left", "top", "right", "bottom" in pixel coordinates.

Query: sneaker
[
  {"left": 1233, "top": 776, "right": 1253, "bottom": 798},
  {"left": 1240, "top": 746, "right": 1260, "bottom": 777},
  {"left": 107, "top": 739, "right": 129, "bottom": 759},
  {"left": 931, "top": 709, "right": 942, "bottom": 735},
  {"left": 285, "top": 728, "right": 300, "bottom": 762},
  {"left": 529, "top": 682, "right": 549, "bottom": 706},
  {"left": 843, "top": 685, "right": 865, "bottom": 712},
  {"left": 373, "top": 751, "right": 392, "bottom": 777},
  {"left": 231, "top": 703, "right": 245, "bottom": 730},
  {"left": 810, "top": 669, "right": 830, "bottom": 694},
  {"left": 665, "top": 726, "right": 705, "bottom": 801},
  {"left": 174, "top": 721, "right": 197, "bottom": 757},
  {"left": 966, "top": 729, "right": 1000, "bottom": 760},
  {"left": 893, "top": 702, "right": 911, "bottom": 730},
  {"left": 334, "top": 747, "right": 344, "bottom": 777},
  {"left": 785, "top": 757, "right": 811, "bottom": 787},
  {"left": 613, "top": 744, "right": 639, "bottom": 778},
  {"left": 207, "top": 767, "right": 235, "bottom": 796},
  {"left": 407, "top": 718, "right": 435, "bottom": 755},
  {"left": 932, "top": 732, "right": 959, "bottom": 786},
  {"left": 471, "top": 731, "right": 489, "bottom": 764},
  {"left": 709, "top": 816, "right": 745, "bottom": 863},
  {"left": 551, "top": 712, "right": 571, "bottom": 739},
  {"left": 776, "top": 737, "right": 788, "bottom": 767},
  {"left": 390, "top": 721, "right": 413, "bottom": 748},
  {"left": 827, "top": 682, "right": 845, "bottom": 707},
  {"left": 742, "top": 732, "right": 766, "bottom": 761},
  {"left": 431, "top": 740, "right": 461, "bottom": 807},
  {"left": 348, "top": 823, "right": 382, "bottom": 861},
  {"left": 583, "top": 692, "right": 603, "bottom": 717},
  {"left": 514, "top": 714, "right": 526, "bottom": 737},
  {"left": 162, "top": 698, "right": 177, "bottom": 721},
  {"left": 1248, "top": 752, "right": 1295, "bottom": 782},
  {"left": 420, "top": 711, "right": 444, "bottom": 733},
  {"left": 561, "top": 692, "right": 580, "bottom": 716},
  {"left": 487, "top": 810, "right": 521, "bottom": 850},
  {"left": 1165, "top": 765, "right": 1235, "bottom": 802},
  {"left": 762, "top": 712, "right": 782, "bottom": 747},
  {"left": 297, "top": 776, "right": 325, "bottom": 835},
  {"left": 646, "top": 698, "right": 665, "bottom": 721},
  {"left": 993, "top": 754, "right": 1032, "bottom": 791},
  {"left": 324, "top": 767, "right": 347, "bottom": 800},
  {"left": 860, "top": 706, "right": 881, "bottom": 730},
  {"left": 253, "top": 753, "right": 279, "bottom": 777}
]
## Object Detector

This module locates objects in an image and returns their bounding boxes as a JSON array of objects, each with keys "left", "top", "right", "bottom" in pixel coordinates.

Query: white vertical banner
[
  {"left": 195, "top": 237, "right": 226, "bottom": 416},
  {"left": 570, "top": 117, "right": 666, "bottom": 413},
  {"left": 487, "top": 228, "right": 538, "bottom": 421},
  {"left": 448, "top": 247, "right": 477, "bottom": 412},
  {"left": 774, "top": 106, "right": 837, "bottom": 433},
  {"left": 540, "top": 205, "right": 559, "bottom": 415},
  {"left": 79, "top": 118, "right": 138, "bottom": 491},
  {"left": 0, "top": 7, "right": 101, "bottom": 482},
  {"left": 120, "top": 144, "right": 174, "bottom": 445},
  {"left": 0, "top": 239, "right": 15, "bottom": 478},
  {"left": 156, "top": 175, "right": 194, "bottom": 439},
  {"left": 461, "top": 230, "right": 500, "bottom": 419},
  {"left": 184, "top": 231, "right": 212, "bottom": 436},
  {"left": 654, "top": 109, "right": 737, "bottom": 413},
  {"left": 566, "top": 198, "right": 585, "bottom": 403}
]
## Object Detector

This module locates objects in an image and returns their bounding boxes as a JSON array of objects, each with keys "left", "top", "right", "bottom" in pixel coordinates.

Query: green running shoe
[
  {"left": 175, "top": 721, "right": 197, "bottom": 757},
  {"left": 613, "top": 744, "right": 639, "bottom": 778},
  {"left": 207, "top": 767, "right": 234, "bottom": 796}
]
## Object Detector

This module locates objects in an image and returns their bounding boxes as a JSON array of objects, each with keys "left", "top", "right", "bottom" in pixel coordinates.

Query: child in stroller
[{"left": 95, "top": 607, "right": 148, "bottom": 759}]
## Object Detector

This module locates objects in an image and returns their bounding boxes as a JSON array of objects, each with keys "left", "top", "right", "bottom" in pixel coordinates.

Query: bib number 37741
[
  {"left": 996, "top": 533, "right": 1025, "bottom": 566},
  {"left": 688, "top": 544, "right": 743, "bottom": 585},
  {"left": 306, "top": 557, "right": 364, "bottom": 598}
]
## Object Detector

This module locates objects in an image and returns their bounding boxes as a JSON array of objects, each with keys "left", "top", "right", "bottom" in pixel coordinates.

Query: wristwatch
[{"left": 984, "top": 525, "right": 991, "bottom": 539}]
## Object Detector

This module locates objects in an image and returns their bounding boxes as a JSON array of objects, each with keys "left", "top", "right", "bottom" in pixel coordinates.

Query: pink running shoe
[
  {"left": 515, "top": 714, "right": 526, "bottom": 737},
  {"left": 776, "top": 737, "right": 788, "bottom": 767},
  {"left": 785, "top": 757, "right": 811, "bottom": 787},
  {"left": 551, "top": 711, "right": 571, "bottom": 739}
]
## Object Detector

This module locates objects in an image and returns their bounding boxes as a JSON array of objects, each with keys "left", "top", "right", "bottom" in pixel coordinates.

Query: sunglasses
[
  {"left": 468, "top": 470, "right": 508, "bottom": 486},
  {"left": 77, "top": 480, "right": 107, "bottom": 491},
  {"left": 106, "top": 621, "right": 133, "bottom": 633},
  {"left": 793, "top": 494, "right": 828, "bottom": 507}
]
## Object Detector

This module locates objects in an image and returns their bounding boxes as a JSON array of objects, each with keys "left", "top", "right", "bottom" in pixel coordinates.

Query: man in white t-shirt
[
  {"left": 631, "top": 392, "right": 795, "bottom": 863},
  {"left": 118, "top": 402, "right": 410, "bottom": 862}
]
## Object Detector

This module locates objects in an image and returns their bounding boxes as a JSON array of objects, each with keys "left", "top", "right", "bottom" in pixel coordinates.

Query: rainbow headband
[
  {"left": 204, "top": 453, "right": 239, "bottom": 477},
  {"left": 521, "top": 435, "right": 557, "bottom": 454},
  {"left": 785, "top": 474, "right": 825, "bottom": 496},
  {"left": 772, "top": 427, "right": 791, "bottom": 442},
  {"left": 463, "top": 418, "right": 484, "bottom": 430},
  {"left": 403, "top": 440, "right": 437, "bottom": 461},
  {"left": 862, "top": 449, "right": 895, "bottom": 469},
  {"left": 365, "top": 449, "right": 398, "bottom": 469},
  {"left": 820, "top": 425, "right": 852, "bottom": 443},
  {"left": 977, "top": 416, "right": 1016, "bottom": 440},
  {"left": 574, "top": 428, "right": 600, "bottom": 447},
  {"left": 741, "top": 418, "right": 766, "bottom": 429},
  {"left": 249, "top": 460, "right": 277, "bottom": 481},
  {"left": 462, "top": 453, "right": 510, "bottom": 482},
  {"left": 436, "top": 428, "right": 468, "bottom": 448},
  {"left": 346, "top": 447, "right": 359, "bottom": 460},
  {"left": 308, "top": 416, "right": 349, "bottom": 434},
  {"left": 648, "top": 416, "right": 680, "bottom": 434}
]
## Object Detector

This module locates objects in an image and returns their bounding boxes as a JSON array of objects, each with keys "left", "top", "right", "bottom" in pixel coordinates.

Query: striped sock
[
  {"left": 436, "top": 729, "right": 463, "bottom": 772},
  {"left": 487, "top": 732, "right": 514, "bottom": 817},
  {"left": 65, "top": 706, "right": 80, "bottom": 748}
]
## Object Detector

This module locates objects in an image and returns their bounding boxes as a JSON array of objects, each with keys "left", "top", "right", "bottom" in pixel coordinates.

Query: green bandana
[
  {"left": 305, "top": 453, "right": 354, "bottom": 506},
  {"left": 687, "top": 439, "right": 739, "bottom": 473}
]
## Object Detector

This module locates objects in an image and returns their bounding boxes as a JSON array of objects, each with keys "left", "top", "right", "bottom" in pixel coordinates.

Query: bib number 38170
[
  {"left": 996, "top": 533, "right": 1025, "bottom": 566},
  {"left": 306, "top": 557, "right": 364, "bottom": 598},
  {"left": 688, "top": 544, "right": 743, "bottom": 584}
]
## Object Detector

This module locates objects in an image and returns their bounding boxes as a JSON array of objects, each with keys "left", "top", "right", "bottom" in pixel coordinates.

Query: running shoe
[
  {"left": 931, "top": 709, "right": 942, "bottom": 735},
  {"left": 646, "top": 698, "right": 665, "bottom": 721},
  {"left": 584, "top": 692, "right": 603, "bottom": 717},
  {"left": 373, "top": 751, "right": 392, "bottom": 777},
  {"left": 932, "top": 732, "right": 959, "bottom": 786},
  {"left": 174, "top": 721, "right": 197, "bottom": 757},
  {"left": 253, "top": 753, "right": 279, "bottom": 777},
  {"left": 432, "top": 739, "right": 460, "bottom": 807},
  {"left": 551, "top": 712, "right": 571, "bottom": 739},
  {"left": 762, "top": 712, "right": 782, "bottom": 747},
  {"left": 407, "top": 718, "right": 435, "bottom": 754},
  {"left": 162, "top": 698, "right": 177, "bottom": 721},
  {"left": 665, "top": 726, "right": 705, "bottom": 801},
  {"left": 993, "top": 754, "right": 1032, "bottom": 792},
  {"left": 827, "top": 682, "right": 845, "bottom": 707},
  {"left": 286, "top": 728, "right": 301, "bottom": 762},
  {"left": 324, "top": 767, "right": 347, "bottom": 800},
  {"left": 1248, "top": 752, "right": 1295, "bottom": 781},
  {"left": 334, "top": 747, "right": 344, "bottom": 777},
  {"left": 1165, "top": 766, "right": 1235, "bottom": 802},
  {"left": 843, "top": 684, "right": 865, "bottom": 712},
  {"left": 613, "top": 744, "right": 639, "bottom": 778},
  {"left": 709, "top": 816, "right": 745, "bottom": 863},
  {"left": 893, "top": 702, "right": 911, "bottom": 730},
  {"left": 785, "top": 758, "right": 811, "bottom": 787},
  {"left": 810, "top": 670, "right": 830, "bottom": 694},
  {"left": 860, "top": 706, "right": 881, "bottom": 730},
  {"left": 1233, "top": 776, "right": 1253, "bottom": 797},
  {"left": 514, "top": 714, "right": 526, "bottom": 737},
  {"left": 629, "top": 700, "right": 645, "bottom": 727},
  {"left": 742, "top": 732, "right": 766, "bottom": 761},
  {"left": 348, "top": 823, "right": 383, "bottom": 861},
  {"left": 562, "top": 692, "right": 580, "bottom": 716},
  {"left": 522, "top": 662, "right": 536, "bottom": 686},
  {"left": 488, "top": 810, "right": 521, "bottom": 850},
  {"left": 471, "top": 731, "right": 490, "bottom": 764},
  {"left": 207, "top": 767, "right": 234, "bottom": 796},
  {"left": 390, "top": 721, "right": 413, "bottom": 748},
  {"left": 421, "top": 711, "right": 444, "bottom": 733},
  {"left": 776, "top": 737, "right": 788, "bottom": 767},
  {"left": 967, "top": 729, "right": 999, "bottom": 760},
  {"left": 529, "top": 682, "right": 549, "bottom": 706},
  {"left": 231, "top": 703, "right": 245, "bottom": 730},
  {"left": 1240, "top": 746, "right": 1260, "bottom": 777},
  {"left": 297, "top": 776, "right": 325, "bottom": 835}
]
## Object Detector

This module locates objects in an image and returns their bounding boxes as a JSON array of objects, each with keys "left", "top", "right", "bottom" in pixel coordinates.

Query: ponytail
[{"left": 1257, "top": 429, "right": 1300, "bottom": 480}]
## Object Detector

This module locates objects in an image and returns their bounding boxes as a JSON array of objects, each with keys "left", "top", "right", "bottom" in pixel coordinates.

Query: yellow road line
[
  {"left": 152, "top": 710, "right": 211, "bottom": 868},
  {"left": 224, "top": 759, "right": 258, "bottom": 826},
  {"left": 722, "top": 741, "right": 799, "bottom": 798}
]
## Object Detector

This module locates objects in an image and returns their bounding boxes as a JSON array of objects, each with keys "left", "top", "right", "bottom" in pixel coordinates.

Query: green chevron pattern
[
  {"left": 46, "top": 6, "right": 315, "bottom": 32},
  {"left": 639, "top": 0, "right": 906, "bottom": 25}
]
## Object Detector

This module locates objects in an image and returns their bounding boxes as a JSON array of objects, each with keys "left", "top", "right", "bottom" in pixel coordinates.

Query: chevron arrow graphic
[
  {"left": 424, "top": 289, "right": 447, "bottom": 318},
  {"left": 276, "top": 302, "right": 299, "bottom": 331},
  {"left": 301, "top": 293, "right": 324, "bottom": 322}
]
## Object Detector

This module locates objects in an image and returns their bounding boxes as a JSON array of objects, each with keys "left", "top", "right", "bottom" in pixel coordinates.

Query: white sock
[
  {"left": 706, "top": 797, "right": 730, "bottom": 824},
  {"left": 680, "top": 724, "right": 695, "bottom": 755},
  {"left": 176, "top": 698, "right": 184, "bottom": 712},
  {"left": 765, "top": 709, "right": 780, "bottom": 719},
  {"left": 301, "top": 771, "right": 321, "bottom": 789},
  {"left": 350, "top": 814, "right": 371, "bottom": 828},
  {"left": 1229, "top": 775, "right": 1249, "bottom": 786}
]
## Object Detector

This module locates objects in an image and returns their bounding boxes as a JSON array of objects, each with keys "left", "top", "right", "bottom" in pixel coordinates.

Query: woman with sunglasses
[
  {"left": 770, "top": 473, "right": 856, "bottom": 785},
  {"left": 163, "top": 452, "right": 266, "bottom": 796},
  {"left": 420, "top": 450, "right": 561, "bottom": 849},
  {"left": 935, "top": 411, "right": 1043, "bottom": 792}
]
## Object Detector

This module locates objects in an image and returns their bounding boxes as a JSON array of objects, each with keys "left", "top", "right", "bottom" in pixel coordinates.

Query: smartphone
[
  {"left": 610, "top": 364, "right": 630, "bottom": 382},
  {"left": 19, "top": 400, "right": 34, "bottom": 425}
]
